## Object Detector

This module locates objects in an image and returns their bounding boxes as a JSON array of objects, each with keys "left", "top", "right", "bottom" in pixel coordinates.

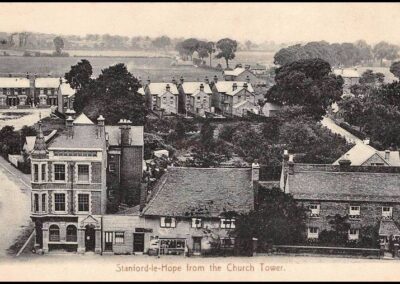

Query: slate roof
[
  {"left": 25, "top": 130, "right": 57, "bottom": 153},
  {"left": 214, "top": 81, "right": 254, "bottom": 93},
  {"left": 147, "top": 83, "right": 179, "bottom": 96},
  {"left": 73, "top": 113, "right": 94, "bottom": 125},
  {"left": 287, "top": 168, "right": 400, "bottom": 203},
  {"left": 142, "top": 167, "right": 254, "bottom": 217},
  {"left": 105, "top": 125, "right": 144, "bottom": 146},
  {"left": 35, "top": 77, "right": 61, "bottom": 88},
  {"left": 48, "top": 125, "right": 105, "bottom": 150},
  {"left": 333, "top": 143, "right": 400, "bottom": 166},
  {"left": 181, "top": 82, "right": 212, "bottom": 94},
  {"left": 0, "top": 77, "right": 30, "bottom": 88},
  {"left": 379, "top": 220, "right": 400, "bottom": 237}
]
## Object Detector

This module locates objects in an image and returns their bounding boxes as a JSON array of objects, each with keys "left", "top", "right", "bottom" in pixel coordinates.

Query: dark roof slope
[
  {"left": 48, "top": 125, "right": 105, "bottom": 150},
  {"left": 288, "top": 170, "right": 400, "bottom": 203},
  {"left": 142, "top": 167, "right": 254, "bottom": 217}
]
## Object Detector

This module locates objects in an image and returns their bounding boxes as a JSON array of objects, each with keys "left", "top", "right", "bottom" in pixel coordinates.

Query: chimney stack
[
  {"left": 288, "top": 154, "right": 294, "bottom": 175},
  {"left": 232, "top": 82, "right": 237, "bottom": 91},
  {"left": 252, "top": 160, "right": 260, "bottom": 182},
  {"left": 119, "top": 119, "right": 132, "bottom": 146},
  {"left": 166, "top": 84, "right": 171, "bottom": 92},
  {"left": 338, "top": 155, "right": 351, "bottom": 171},
  {"left": 363, "top": 138, "right": 370, "bottom": 145},
  {"left": 213, "top": 75, "right": 218, "bottom": 83},
  {"left": 205, "top": 76, "right": 209, "bottom": 84},
  {"left": 243, "top": 82, "right": 248, "bottom": 90},
  {"left": 180, "top": 76, "right": 184, "bottom": 84},
  {"left": 97, "top": 115, "right": 105, "bottom": 138},
  {"left": 66, "top": 116, "right": 74, "bottom": 138},
  {"left": 147, "top": 77, "right": 151, "bottom": 85},
  {"left": 200, "top": 83, "right": 204, "bottom": 92},
  {"left": 246, "top": 75, "right": 250, "bottom": 83},
  {"left": 172, "top": 77, "right": 177, "bottom": 85}
]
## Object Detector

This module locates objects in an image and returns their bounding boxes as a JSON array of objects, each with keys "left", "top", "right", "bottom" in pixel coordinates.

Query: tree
[
  {"left": 232, "top": 187, "right": 307, "bottom": 254},
  {"left": 390, "top": 61, "right": 400, "bottom": 79},
  {"left": 53, "top": 36, "right": 65, "bottom": 55},
  {"left": 359, "top": 69, "right": 385, "bottom": 85},
  {"left": 65, "top": 59, "right": 93, "bottom": 91},
  {"left": 72, "top": 62, "right": 147, "bottom": 125},
  {"left": 319, "top": 214, "right": 350, "bottom": 246},
  {"left": 205, "top": 41, "right": 215, "bottom": 66},
  {"left": 215, "top": 38, "right": 237, "bottom": 69},
  {"left": 200, "top": 120, "right": 215, "bottom": 150},
  {"left": 266, "top": 58, "right": 344, "bottom": 119},
  {"left": 373, "top": 41, "right": 400, "bottom": 66},
  {"left": 152, "top": 36, "right": 171, "bottom": 50},
  {"left": 175, "top": 38, "right": 200, "bottom": 60}
]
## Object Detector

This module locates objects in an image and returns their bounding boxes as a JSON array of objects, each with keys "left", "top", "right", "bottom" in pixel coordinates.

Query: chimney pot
[{"left": 338, "top": 158, "right": 351, "bottom": 171}]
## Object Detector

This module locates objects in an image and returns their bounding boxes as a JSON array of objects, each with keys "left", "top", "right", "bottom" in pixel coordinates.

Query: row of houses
[
  {"left": 0, "top": 76, "right": 75, "bottom": 111},
  {"left": 29, "top": 112, "right": 400, "bottom": 256}
]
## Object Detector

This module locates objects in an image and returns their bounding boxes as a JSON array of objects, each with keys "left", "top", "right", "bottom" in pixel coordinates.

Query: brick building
[
  {"left": 101, "top": 165, "right": 259, "bottom": 255},
  {"left": 280, "top": 154, "right": 400, "bottom": 247},
  {"left": 30, "top": 113, "right": 144, "bottom": 254}
]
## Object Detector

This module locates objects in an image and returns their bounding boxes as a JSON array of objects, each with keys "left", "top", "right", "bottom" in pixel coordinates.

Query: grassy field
[{"left": 0, "top": 51, "right": 276, "bottom": 82}]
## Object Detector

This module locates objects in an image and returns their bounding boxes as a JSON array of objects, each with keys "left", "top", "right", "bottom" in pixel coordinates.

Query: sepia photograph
[{"left": 0, "top": 2, "right": 400, "bottom": 281}]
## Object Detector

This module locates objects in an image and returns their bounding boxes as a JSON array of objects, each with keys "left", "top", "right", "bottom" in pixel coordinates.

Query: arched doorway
[{"left": 85, "top": 225, "right": 95, "bottom": 252}]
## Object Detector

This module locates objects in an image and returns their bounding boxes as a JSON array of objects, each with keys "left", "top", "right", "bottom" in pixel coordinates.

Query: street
[{"left": 0, "top": 152, "right": 31, "bottom": 258}]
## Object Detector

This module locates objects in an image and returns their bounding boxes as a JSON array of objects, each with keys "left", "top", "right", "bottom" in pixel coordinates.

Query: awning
[{"left": 379, "top": 220, "right": 400, "bottom": 237}]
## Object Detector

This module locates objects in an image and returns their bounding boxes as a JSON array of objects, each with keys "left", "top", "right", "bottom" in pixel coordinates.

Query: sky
[{"left": 0, "top": 2, "right": 400, "bottom": 44}]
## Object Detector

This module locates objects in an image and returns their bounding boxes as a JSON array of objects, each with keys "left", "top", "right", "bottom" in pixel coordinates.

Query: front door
[
  {"left": 85, "top": 225, "right": 95, "bottom": 252},
  {"left": 193, "top": 237, "right": 202, "bottom": 254},
  {"left": 133, "top": 233, "right": 145, "bottom": 253}
]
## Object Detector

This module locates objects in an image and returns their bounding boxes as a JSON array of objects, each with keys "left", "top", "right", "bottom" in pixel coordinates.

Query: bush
[{"left": 339, "top": 122, "right": 366, "bottom": 140}]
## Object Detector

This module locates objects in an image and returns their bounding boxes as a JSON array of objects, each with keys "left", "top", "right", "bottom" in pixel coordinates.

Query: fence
[{"left": 271, "top": 245, "right": 381, "bottom": 258}]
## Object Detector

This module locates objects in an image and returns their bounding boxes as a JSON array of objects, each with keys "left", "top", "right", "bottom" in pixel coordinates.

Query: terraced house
[
  {"left": 144, "top": 82, "right": 179, "bottom": 114},
  {"left": 177, "top": 79, "right": 212, "bottom": 116},
  {"left": 0, "top": 77, "right": 31, "bottom": 108},
  {"left": 280, "top": 154, "right": 400, "bottom": 248}
]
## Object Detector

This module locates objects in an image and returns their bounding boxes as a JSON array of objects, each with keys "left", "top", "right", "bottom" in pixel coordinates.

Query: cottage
[
  {"left": 144, "top": 82, "right": 179, "bottom": 114},
  {"left": 177, "top": 79, "right": 212, "bottom": 116},
  {"left": 0, "top": 77, "right": 31, "bottom": 108},
  {"left": 211, "top": 80, "right": 257, "bottom": 116},
  {"left": 101, "top": 165, "right": 259, "bottom": 256},
  {"left": 280, "top": 154, "right": 400, "bottom": 248}
]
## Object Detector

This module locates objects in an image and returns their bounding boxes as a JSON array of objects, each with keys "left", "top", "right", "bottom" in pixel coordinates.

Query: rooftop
[
  {"left": 0, "top": 77, "right": 30, "bottom": 88},
  {"left": 333, "top": 68, "right": 360, "bottom": 78},
  {"left": 147, "top": 82, "right": 179, "bottom": 96},
  {"left": 214, "top": 81, "right": 254, "bottom": 93},
  {"left": 142, "top": 167, "right": 254, "bottom": 217},
  {"left": 35, "top": 77, "right": 61, "bottom": 88},
  {"left": 105, "top": 125, "right": 144, "bottom": 146},
  {"left": 286, "top": 163, "right": 400, "bottom": 203},
  {"left": 223, "top": 68, "right": 247, "bottom": 77},
  {"left": 181, "top": 82, "right": 212, "bottom": 94}
]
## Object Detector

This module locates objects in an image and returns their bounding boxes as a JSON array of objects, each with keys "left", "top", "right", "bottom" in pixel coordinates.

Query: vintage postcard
[{"left": 0, "top": 2, "right": 400, "bottom": 281}]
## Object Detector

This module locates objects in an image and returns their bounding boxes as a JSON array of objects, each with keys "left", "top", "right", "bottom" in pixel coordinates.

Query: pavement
[{"left": 0, "top": 156, "right": 31, "bottom": 258}]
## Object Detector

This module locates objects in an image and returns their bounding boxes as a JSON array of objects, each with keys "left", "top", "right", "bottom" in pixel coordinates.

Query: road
[
  {"left": 0, "top": 153, "right": 31, "bottom": 258},
  {"left": 321, "top": 116, "right": 363, "bottom": 145}
]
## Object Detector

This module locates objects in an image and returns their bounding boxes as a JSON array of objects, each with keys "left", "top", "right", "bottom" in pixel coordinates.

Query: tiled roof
[
  {"left": 0, "top": 77, "right": 30, "bottom": 88},
  {"left": 35, "top": 77, "right": 61, "bottom": 88},
  {"left": 379, "top": 220, "right": 400, "bottom": 237},
  {"left": 223, "top": 68, "right": 246, "bottom": 77},
  {"left": 142, "top": 167, "right": 254, "bottom": 217},
  {"left": 287, "top": 169, "right": 400, "bottom": 203},
  {"left": 181, "top": 82, "right": 212, "bottom": 94},
  {"left": 48, "top": 125, "right": 105, "bottom": 150},
  {"left": 147, "top": 83, "right": 179, "bottom": 96},
  {"left": 105, "top": 125, "right": 144, "bottom": 146},
  {"left": 214, "top": 81, "right": 254, "bottom": 93},
  {"left": 333, "top": 68, "right": 360, "bottom": 78}
]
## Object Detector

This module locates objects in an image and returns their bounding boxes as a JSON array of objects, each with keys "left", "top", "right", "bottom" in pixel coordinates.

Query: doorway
[
  {"left": 193, "top": 237, "right": 202, "bottom": 255},
  {"left": 85, "top": 225, "right": 96, "bottom": 252},
  {"left": 133, "top": 233, "right": 145, "bottom": 253}
]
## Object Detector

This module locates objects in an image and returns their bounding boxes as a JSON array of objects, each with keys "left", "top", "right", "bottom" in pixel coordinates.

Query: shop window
[{"left": 49, "top": 225, "right": 60, "bottom": 242}]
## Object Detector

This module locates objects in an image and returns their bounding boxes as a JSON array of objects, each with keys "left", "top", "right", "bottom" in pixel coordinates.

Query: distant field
[{"left": 0, "top": 50, "right": 276, "bottom": 82}]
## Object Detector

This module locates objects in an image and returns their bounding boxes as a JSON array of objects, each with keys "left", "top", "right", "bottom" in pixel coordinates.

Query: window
[
  {"left": 382, "top": 207, "right": 393, "bottom": 218},
  {"left": 221, "top": 238, "right": 235, "bottom": 248},
  {"left": 54, "top": 193, "right": 66, "bottom": 212},
  {"left": 41, "top": 164, "right": 46, "bottom": 182},
  {"left": 349, "top": 206, "right": 361, "bottom": 218},
  {"left": 191, "top": 218, "right": 202, "bottom": 228},
  {"left": 78, "top": 194, "right": 89, "bottom": 212},
  {"left": 41, "top": 194, "right": 46, "bottom": 212},
  {"left": 33, "top": 194, "right": 39, "bottom": 212},
  {"left": 104, "top": 232, "right": 113, "bottom": 251},
  {"left": 115, "top": 232, "right": 125, "bottom": 244},
  {"left": 109, "top": 163, "right": 116, "bottom": 172},
  {"left": 220, "top": 218, "right": 236, "bottom": 229},
  {"left": 160, "top": 217, "right": 176, "bottom": 228},
  {"left": 33, "top": 164, "right": 39, "bottom": 182},
  {"left": 309, "top": 204, "right": 320, "bottom": 217},
  {"left": 66, "top": 225, "right": 77, "bottom": 242},
  {"left": 197, "top": 96, "right": 201, "bottom": 100},
  {"left": 49, "top": 225, "right": 60, "bottom": 242},
  {"left": 308, "top": 227, "right": 319, "bottom": 239},
  {"left": 77, "top": 164, "right": 90, "bottom": 183},
  {"left": 348, "top": 229, "right": 359, "bottom": 240},
  {"left": 54, "top": 164, "right": 66, "bottom": 181}
]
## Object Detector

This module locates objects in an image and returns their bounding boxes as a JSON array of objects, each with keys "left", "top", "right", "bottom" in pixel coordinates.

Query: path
[
  {"left": 0, "top": 108, "right": 52, "bottom": 131},
  {"left": 321, "top": 116, "right": 363, "bottom": 145},
  {"left": 0, "top": 156, "right": 31, "bottom": 258}
]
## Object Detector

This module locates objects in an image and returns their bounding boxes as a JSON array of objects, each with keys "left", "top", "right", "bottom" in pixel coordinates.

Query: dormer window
[
  {"left": 382, "top": 207, "right": 393, "bottom": 218},
  {"left": 309, "top": 204, "right": 320, "bottom": 217}
]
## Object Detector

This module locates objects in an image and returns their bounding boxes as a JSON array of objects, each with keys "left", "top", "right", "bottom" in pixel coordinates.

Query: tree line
[{"left": 274, "top": 40, "right": 400, "bottom": 67}]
